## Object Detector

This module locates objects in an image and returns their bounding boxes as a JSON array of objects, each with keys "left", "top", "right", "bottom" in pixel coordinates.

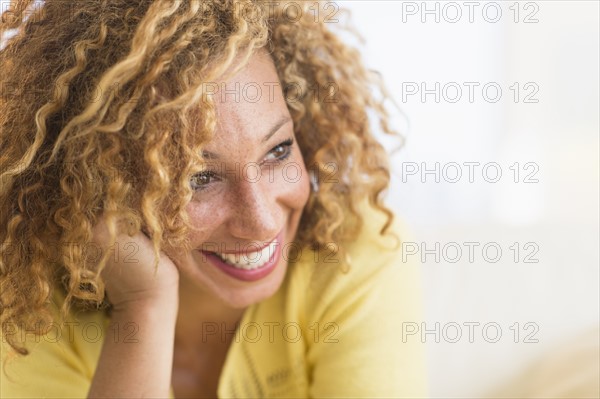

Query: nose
[{"left": 225, "top": 179, "right": 282, "bottom": 242}]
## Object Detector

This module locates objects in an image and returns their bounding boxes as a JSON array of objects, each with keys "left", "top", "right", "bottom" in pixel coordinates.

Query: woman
[{"left": 0, "top": 0, "right": 427, "bottom": 397}]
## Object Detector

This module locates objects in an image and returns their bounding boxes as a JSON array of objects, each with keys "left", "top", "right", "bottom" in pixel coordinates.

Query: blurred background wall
[{"left": 337, "top": 1, "right": 599, "bottom": 397}]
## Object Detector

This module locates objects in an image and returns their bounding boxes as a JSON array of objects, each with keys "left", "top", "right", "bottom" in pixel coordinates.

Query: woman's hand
[{"left": 90, "top": 215, "right": 180, "bottom": 311}]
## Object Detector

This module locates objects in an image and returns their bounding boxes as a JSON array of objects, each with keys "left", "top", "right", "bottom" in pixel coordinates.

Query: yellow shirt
[{"left": 1, "top": 204, "right": 428, "bottom": 398}]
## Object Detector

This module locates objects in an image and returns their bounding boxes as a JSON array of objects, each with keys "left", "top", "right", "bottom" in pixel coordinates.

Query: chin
[
  {"left": 179, "top": 250, "right": 290, "bottom": 310},
  {"left": 216, "top": 258, "right": 289, "bottom": 309},
  {"left": 217, "top": 283, "right": 282, "bottom": 309}
]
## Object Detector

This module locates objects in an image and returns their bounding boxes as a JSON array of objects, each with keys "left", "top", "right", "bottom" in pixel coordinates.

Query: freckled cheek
[
  {"left": 183, "top": 200, "right": 226, "bottom": 244},
  {"left": 280, "top": 164, "right": 311, "bottom": 211}
]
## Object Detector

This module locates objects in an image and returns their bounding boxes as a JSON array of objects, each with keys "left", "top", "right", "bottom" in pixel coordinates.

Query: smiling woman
[
  {"left": 0, "top": 1, "right": 427, "bottom": 398},
  {"left": 173, "top": 50, "right": 311, "bottom": 313}
]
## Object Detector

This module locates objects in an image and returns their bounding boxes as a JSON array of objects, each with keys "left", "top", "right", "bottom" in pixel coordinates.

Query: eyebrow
[{"left": 202, "top": 115, "right": 293, "bottom": 160}]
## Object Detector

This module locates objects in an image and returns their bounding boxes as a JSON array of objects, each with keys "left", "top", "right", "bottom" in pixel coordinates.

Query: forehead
[{"left": 211, "top": 51, "right": 290, "bottom": 141}]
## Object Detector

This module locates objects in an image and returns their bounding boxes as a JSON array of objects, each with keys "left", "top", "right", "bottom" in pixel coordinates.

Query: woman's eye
[
  {"left": 265, "top": 139, "right": 294, "bottom": 162},
  {"left": 190, "top": 171, "right": 218, "bottom": 191}
]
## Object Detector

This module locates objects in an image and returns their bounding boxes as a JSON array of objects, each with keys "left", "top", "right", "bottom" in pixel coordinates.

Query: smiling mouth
[{"left": 210, "top": 238, "right": 279, "bottom": 270}]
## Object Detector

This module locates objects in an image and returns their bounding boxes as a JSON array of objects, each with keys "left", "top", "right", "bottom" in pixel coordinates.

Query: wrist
[{"left": 110, "top": 292, "right": 179, "bottom": 319}]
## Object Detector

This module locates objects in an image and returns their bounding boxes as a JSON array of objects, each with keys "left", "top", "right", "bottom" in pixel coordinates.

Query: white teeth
[{"left": 214, "top": 240, "right": 278, "bottom": 270}]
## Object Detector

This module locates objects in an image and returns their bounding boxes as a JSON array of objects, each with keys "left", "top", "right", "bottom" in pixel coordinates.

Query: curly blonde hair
[{"left": 0, "top": 0, "right": 401, "bottom": 357}]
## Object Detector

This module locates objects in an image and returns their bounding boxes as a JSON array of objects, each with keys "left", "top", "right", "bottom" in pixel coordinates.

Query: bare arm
[
  {"left": 87, "top": 296, "right": 178, "bottom": 398},
  {"left": 86, "top": 217, "right": 181, "bottom": 398}
]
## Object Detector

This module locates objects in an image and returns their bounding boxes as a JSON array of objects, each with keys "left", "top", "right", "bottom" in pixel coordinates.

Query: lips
[
  {"left": 213, "top": 239, "right": 279, "bottom": 269},
  {"left": 200, "top": 231, "right": 283, "bottom": 282}
]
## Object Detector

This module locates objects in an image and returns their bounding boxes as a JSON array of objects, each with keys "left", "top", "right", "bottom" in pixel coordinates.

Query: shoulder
[
  {"left": 285, "top": 201, "right": 428, "bottom": 397},
  {"left": 1, "top": 286, "right": 109, "bottom": 398},
  {"left": 290, "top": 200, "right": 422, "bottom": 325}
]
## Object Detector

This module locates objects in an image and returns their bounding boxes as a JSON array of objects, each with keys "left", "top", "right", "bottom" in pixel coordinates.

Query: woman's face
[{"left": 173, "top": 50, "right": 310, "bottom": 309}]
